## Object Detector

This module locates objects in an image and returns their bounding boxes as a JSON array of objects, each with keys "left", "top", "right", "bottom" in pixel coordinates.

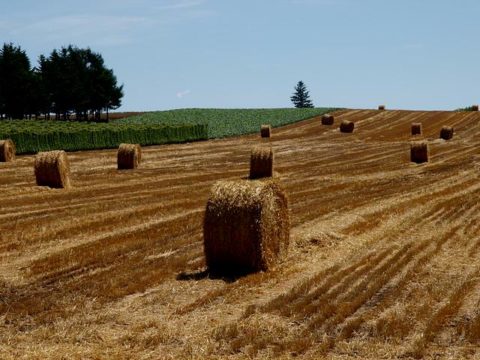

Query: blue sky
[{"left": 1, "top": 0, "right": 479, "bottom": 111}]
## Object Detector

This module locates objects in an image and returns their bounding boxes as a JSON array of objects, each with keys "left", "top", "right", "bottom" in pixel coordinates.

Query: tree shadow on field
[{"left": 176, "top": 268, "right": 252, "bottom": 283}]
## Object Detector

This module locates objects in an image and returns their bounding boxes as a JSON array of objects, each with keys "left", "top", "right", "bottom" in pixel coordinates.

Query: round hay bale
[
  {"left": 250, "top": 146, "right": 273, "bottom": 179},
  {"left": 0, "top": 139, "right": 15, "bottom": 162},
  {"left": 410, "top": 141, "right": 429, "bottom": 164},
  {"left": 411, "top": 123, "right": 422, "bottom": 136},
  {"left": 260, "top": 125, "right": 271, "bottom": 138},
  {"left": 321, "top": 114, "right": 334, "bottom": 125},
  {"left": 378, "top": 105, "right": 386, "bottom": 110},
  {"left": 34, "top": 150, "right": 71, "bottom": 189},
  {"left": 440, "top": 126, "right": 454, "bottom": 140},
  {"left": 472, "top": 105, "right": 479, "bottom": 111},
  {"left": 117, "top": 143, "right": 141, "bottom": 170},
  {"left": 203, "top": 179, "right": 290, "bottom": 275},
  {"left": 340, "top": 120, "right": 354, "bottom": 133}
]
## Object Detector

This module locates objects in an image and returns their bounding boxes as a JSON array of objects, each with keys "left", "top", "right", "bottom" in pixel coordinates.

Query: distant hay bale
[
  {"left": 440, "top": 126, "right": 454, "bottom": 140},
  {"left": 117, "top": 143, "right": 141, "bottom": 170},
  {"left": 321, "top": 114, "right": 334, "bottom": 125},
  {"left": 378, "top": 105, "right": 386, "bottom": 110},
  {"left": 203, "top": 179, "right": 290, "bottom": 274},
  {"left": 410, "top": 141, "right": 429, "bottom": 164},
  {"left": 34, "top": 150, "right": 71, "bottom": 189},
  {"left": 261, "top": 125, "right": 271, "bottom": 138},
  {"left": 0, "top": 139, "right": 15, "bottom": 162},
  {"left": 472, "top": 105, "right": 479, "bottom": 111},
  {"left": 411, "top": 123, "right": 422, "bottom": 136},
  {"left": 250, "top": 146, "right": 273, "bottom": 179},
  {"left": 340, "top": 120, "right": 354, "bottom": 133}
]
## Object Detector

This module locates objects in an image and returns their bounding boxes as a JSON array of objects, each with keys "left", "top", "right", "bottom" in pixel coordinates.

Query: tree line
[{"left": 0, "top": 43, "right": 123, "bottom": 121}]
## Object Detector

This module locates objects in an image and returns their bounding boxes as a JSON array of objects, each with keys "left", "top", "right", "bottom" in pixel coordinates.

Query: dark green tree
[
  {"left": 40, "top": 45, "right": 123, "bottom": 121},
  {"left": 291, "top": 81, "right": 314, "bottom": 108},
  {"left": 0, "top": 43, "right": 34, "bottom": 119}
]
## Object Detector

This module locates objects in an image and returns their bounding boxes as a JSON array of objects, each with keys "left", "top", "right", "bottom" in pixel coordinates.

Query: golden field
[{"left": 1, "top": 109, "right": 480, "bottom": 359}]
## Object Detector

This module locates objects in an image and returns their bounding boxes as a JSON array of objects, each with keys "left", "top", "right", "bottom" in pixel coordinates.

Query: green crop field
[
  {"left": 118, "top": 108, "right": 337, "bottom": 138},
  {"left": 0, "top": 121, "right": 208, "bottom": 154},
  {"left": 0, "top": 108, "right": 336, "bottom": 154}
]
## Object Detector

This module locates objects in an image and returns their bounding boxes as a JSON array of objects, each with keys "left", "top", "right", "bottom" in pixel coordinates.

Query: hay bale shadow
[{"left": 176, "top": 268, "right": 251, "bottom": 283}]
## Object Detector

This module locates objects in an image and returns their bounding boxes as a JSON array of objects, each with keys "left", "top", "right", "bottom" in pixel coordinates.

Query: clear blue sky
[{"left": 1, "top": 0, "right": 479, "bottom": 111}]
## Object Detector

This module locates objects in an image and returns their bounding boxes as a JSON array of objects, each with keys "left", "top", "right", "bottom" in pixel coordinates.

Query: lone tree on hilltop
[{"left": 291, "top": 81, "right": 314, "bottom": 108}]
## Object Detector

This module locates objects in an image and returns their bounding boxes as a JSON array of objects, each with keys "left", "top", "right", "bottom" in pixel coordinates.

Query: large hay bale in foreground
[
  {"left": 440, "top": 126, "right": 454, "bottom": 140},
  {"left": 34, "top": 150, "right": 71, "bottom": 189},
  {"left": 340, "top": 120, "right": 354, "bottom": 133},
  {"left": 0, "top": 139, "right": 15, "bottom": 162},
  {"left": 410, "top": 141, "right": 429, "bottom": 164},
  {"left": 321, "top": 114, "right": 334, "bottom": 125},
  {"left": 117, "top": 143, "right": 141, "bottom": 170},
  {"left": 260, "top": 125, "right": 271, "bottom": 138},
  {"left": 204, "top": 179, "right": 290, "bottom": 274},
  {"left": 250, "top": 146, "right": 273, "bottom": 179},
  {"left": 411, "top": 123, "right": 422, "bottom": 136},
  {"left": 378, "top": 105, "right": 386, "bottom": 110}
]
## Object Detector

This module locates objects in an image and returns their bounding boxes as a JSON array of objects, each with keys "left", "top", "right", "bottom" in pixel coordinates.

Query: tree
[
  {"left": 291, "top": 81, "right": 314, "bottom": 108},
  {"left": 0, "top": 43, "right": 34, "bottom": 119},
  {"left": 39, "top": 45, "right": 123, "bottom": 121},
  {"left": 0, "top": 43, "right": 123, "bottom": 121}
]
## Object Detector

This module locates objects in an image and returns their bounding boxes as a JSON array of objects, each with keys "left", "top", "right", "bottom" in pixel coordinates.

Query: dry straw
[
  {"left": 378, "top": 105, "right": 386, "bottom": 110},
  {"left": 34, "top": 150, "right": 71, "bottom": 188},
  {"left": 261, "top": 125, "right": 271, "bottom": 138},
  {"left": 410, "top": 141, "right": 429, "bottom": 164},
  {"left": 117, "top": 143, "right": 141, "bottom": 170},
  {"left": 440, "top": 126, "right": 454, "bottom": 140},
  {"left": 321, "top": 114, "right": 334, "bottom": 125},
  {"left": 203, "top": 179, "right": 290, "bottom": 274},
  {"left": 250, "top": 146, "right": 273, "bottom": 179},
  {"left": 340, "top": 120, "right": 354, "bottom": 133},
  {"left": 411, "top": 123, "right": 422, "bottom": 136},
  {"left": 0, "top": 139, "right": 15, "bottom": 162}
]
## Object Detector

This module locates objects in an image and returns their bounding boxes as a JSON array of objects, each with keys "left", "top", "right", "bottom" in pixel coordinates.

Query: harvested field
[{"left": 1, "top": 109, "right": 480, "bottom": 359}]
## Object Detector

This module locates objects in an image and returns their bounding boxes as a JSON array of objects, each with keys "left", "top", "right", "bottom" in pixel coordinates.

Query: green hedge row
[{"left": 0, "top": 123, "right": 208, "bottom": 154}]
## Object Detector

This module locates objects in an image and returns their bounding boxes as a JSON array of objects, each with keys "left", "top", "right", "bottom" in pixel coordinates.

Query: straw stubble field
[{"left": 1, "top": 109, "right": 480, "bottom": 359}]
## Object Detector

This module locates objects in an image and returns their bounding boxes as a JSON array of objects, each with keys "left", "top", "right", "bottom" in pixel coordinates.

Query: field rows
[{"left": 1, "top": 109, "right": 480, "bottom": 358}]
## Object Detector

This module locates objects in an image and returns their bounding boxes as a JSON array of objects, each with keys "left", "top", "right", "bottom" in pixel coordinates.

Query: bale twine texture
[
  {"left": 340, "top": 120, "right": 354, "bottom": 133},
  {"left": 203, "top": 179, "right": 290, "bottom": 275},
  {"left": 34, "top": 150, "right": 71, "bottom": 188},
  {"left": 410, "top": 141, "right": 429, "bottom": 164},
  {"left": 0, "top": 139, "right": 15, "bottom": 162},
  {"left": 250, "top": 146, "right": 273, "bottom": 179},
  {"left": 118, "top": 143, "right": 141, "bottom": 170},
  {"left": 321, "top": 114, "right": 334, "bottom": 125},
  {"left": 411, "top": 123, "right": 422, "bottom": 136},
  {"left": 261, "top": 125, "right": 271, "bottom": 138},
  {"left": 440, "top": 126, "right": 454, "bottom": 140}
]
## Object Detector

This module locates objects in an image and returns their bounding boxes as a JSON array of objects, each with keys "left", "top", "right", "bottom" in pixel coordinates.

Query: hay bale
[
  {"left": 411, "top": 123, "right": 422, "bottom": 136},
  {"left": 261, "top": 125, "right": 271, "bottom": 138},
  {"left": 440, "top": 126, "right": 454, "bottom": 140},
  {"left": 340, "top": 120, "right": 354, "bottom": 133},
  {"left": 117, "top": 143, "right": 141, "bottom": 170},
  {"left": 472, "top": 105, "right": 479, "bottom": 111},
  {"left": 0, "top": 139, "right": 15, "bottom": 162},
  {"left": 410, "top": 141, "right": 429, "bottom": 164},
  {"left": 250, "top": 146, "right": 273, "bottom": 179},
  {"left": 203, "top": 179, "right": 290, "bottom": 274},
  {"left": 378, "top": 105, "right": 386, "bottom": 110},
  {"left": 321, "top": 114, "right": 334, "bottom": 125},
  {"left": 34, "top": 150, "right": 71, "bottom": 188}
]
